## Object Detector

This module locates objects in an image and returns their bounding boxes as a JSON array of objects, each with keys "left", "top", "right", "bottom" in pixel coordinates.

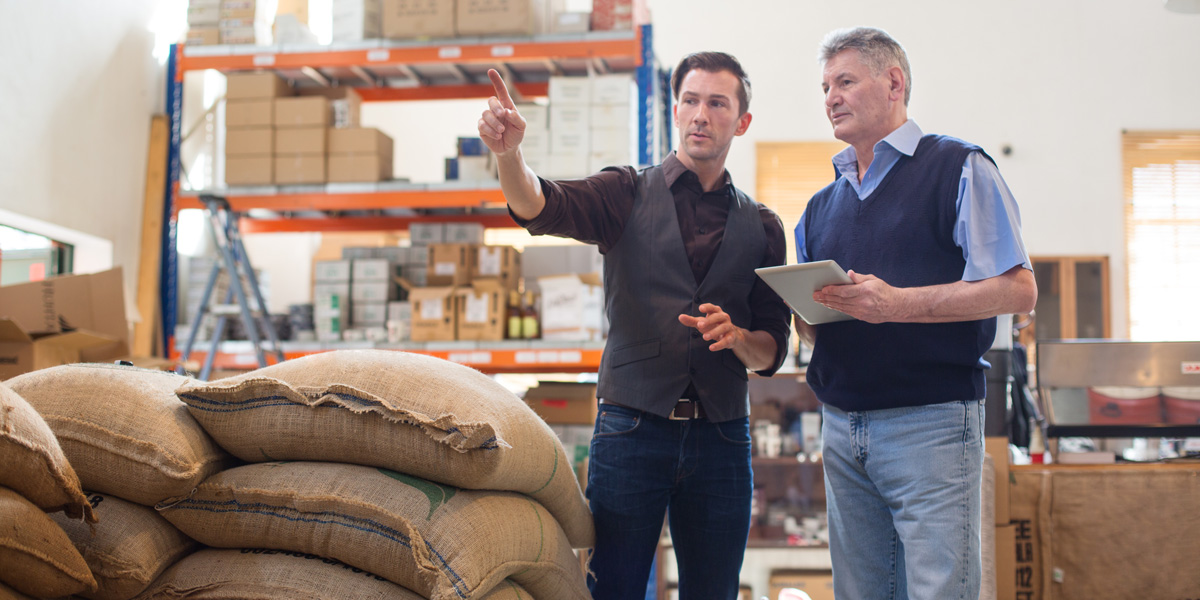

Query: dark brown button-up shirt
[{"left": 513, "top": 152, "right": 791, "bottom": 377}]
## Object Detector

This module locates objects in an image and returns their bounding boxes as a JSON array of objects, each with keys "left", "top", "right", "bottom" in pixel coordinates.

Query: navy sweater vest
[{"left": 803, "top": 135, "right": 996, "bottom": 412}]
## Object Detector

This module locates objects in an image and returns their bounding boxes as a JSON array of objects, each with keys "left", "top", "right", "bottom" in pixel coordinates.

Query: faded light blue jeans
[
  {"left": 822, "top": 400, "right": 985, "bottom": 600},
  {"left": 585, "top": 403, "right": 753, "bottom": 600}
]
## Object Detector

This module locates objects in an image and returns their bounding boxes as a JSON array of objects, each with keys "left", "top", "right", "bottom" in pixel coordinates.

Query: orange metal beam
[
  {"left": 238, "top": 213, "right": 519, "bottom": 233},
  {"left": 174, "top": 347, "right": 604, "bottom": 373},
  {"left": 179, "top": 33, "right": 641, "bottom": 73},
  {"left": 177, "top": 187, "right": 508, "bottom": 212},
  {"left": 355, "top": 82, "right": 548, "bottom": 102}
]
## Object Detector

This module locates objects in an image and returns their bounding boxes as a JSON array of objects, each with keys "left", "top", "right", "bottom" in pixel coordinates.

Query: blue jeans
[
  {"left": 822, "top": 400, "right": 984, "bottom": 600},
  {"left": 586, "top": 403, "right": 753, "bottom": 600}
]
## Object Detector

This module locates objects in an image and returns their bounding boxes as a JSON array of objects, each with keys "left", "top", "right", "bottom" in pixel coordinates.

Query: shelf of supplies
[
  {"left": 178, "top": 181, "right": 509, "bottom": 212},
  {"left": 174, "top": 340, "right": 605, "bottom": 373},
  {"left": 178, "top": 30, "right": 643, "bottom": 92}
]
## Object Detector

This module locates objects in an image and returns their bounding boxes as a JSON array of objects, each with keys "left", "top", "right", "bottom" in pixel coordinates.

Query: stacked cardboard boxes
[
  {"left": 274, "top": 96, "right": 330, "bottom": 184},
  {"left": 186, "top": 0, "right": 221, "bottom": 46},
  {"left": 518, "top": 103, "right": 551, "bottom": 175},
  {"left": 588, "top": 74, "right": 637, "bottom": 172},
  {"left": 546, "top": 76, "right": 590, "bottom": 178},
  {"left": 456, "top": 0, "right": 534, "bottom": 37},
  {"left": 525, "top": 382, "right": 597, "bottom": 490},
  {"left": 591, "top": 0, "right": 648, "bottom": 31},
  {"left": 383, "top": 0, "right": 456, "bottom": 39},
  {"left": 225, "top": 72, "right": 290, "bottom": 185},
  {"left": 313, "top": 260, "right": 351, "bottom": 341},
  {"left": 333, "top": 0, "right": 383, "bottom": 42},
  {"left": 219, "top": 0, "right": 275, "bottom": 45},
  {"left": 350, "top": 258, "right": 397, "bottom": 338},
  {"left": 329, "top": 127, "right": 394, "bottom": 182},
  {"left": 445, "top": 137, "right": 496, "bottom": 182}
]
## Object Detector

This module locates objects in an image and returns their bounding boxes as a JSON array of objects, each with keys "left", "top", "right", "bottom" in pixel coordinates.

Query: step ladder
[{"left": 177, "top": 195, "right": 284, "bottom": 380}]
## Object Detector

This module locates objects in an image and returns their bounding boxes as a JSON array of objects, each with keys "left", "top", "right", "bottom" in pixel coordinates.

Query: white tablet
[{"left": 755, "top": 260, "right": 856, "bottom": 325}]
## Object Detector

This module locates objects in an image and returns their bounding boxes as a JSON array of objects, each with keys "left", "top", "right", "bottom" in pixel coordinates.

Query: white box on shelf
[
  {"left": 589, "top": 126, "right": 635, "bottom": 158},
  {"left": 457, "top": 155, "right": 497, "bottom": 182},
  {"left": 538, "top": 273, "right": 604, "bottom": 341},
  {"left": 517, "top": 103, "right": 550, "bottom": 129},
  {"left": 351, "top": 258, "right": 394, "bottom": 281},
  {"left": 549, "top": 105, "right": 590, "bottom": 134},
  {"left": 591, "top": 73, "right": 636, "bottom": 105},
  {"left": 409, "top": 223, "right": 445, "bottom": 246},
  {"left": 352, "top": 301, "right": 389, "bottom": 325},
  {"left": 351, "top": 280, "right": 396, "bottom": 302},
  {"left": 522, "top": 126, "right": 551, "bottom": 155},
  {"left": 314, "top": 260, "right": 352, "bottom": 282},
  {"left": 444, "top": 223, "right": 485, "bottom": 244},
  {"left": 548, "top": 76, "right": 590, "bottom": 106},
  {"left": 590, "top": 104, "right": 633, "bottom": 129},
  {"left": 551, "top": 130, "right": 590, "bottom": 156}
]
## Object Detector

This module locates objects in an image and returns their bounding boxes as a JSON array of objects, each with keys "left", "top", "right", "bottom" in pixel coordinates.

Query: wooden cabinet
[{"left": 1030, "top": 256, "right": 1110, "bottom": 340}]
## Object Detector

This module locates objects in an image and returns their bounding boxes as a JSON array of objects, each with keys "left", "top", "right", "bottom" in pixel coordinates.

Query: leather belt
[{"left": 599, "top": 398, "right": 706, "bottom": 421}]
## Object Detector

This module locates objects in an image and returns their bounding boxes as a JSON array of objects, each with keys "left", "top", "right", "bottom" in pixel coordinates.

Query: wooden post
[{"left": 133, "top": 115, "right": 168, "bottom": 357}]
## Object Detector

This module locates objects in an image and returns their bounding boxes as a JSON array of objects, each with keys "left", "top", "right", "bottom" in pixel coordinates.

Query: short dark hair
[{"left": 670, "top": 51, "right": 752, "bottom": 115}]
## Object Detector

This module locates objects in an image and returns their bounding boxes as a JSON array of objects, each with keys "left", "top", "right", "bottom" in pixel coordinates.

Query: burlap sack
[
  {"left": 0, "top": 382, "right": 94, "bottom": 522},
  {"left": 158, "top": 462, "right": 589, "bottom": 600},
  {"left": 175, "top": 350, "right": 593, "bottom": 547},
  {"left": 51, "top": 491, "right": 196, "bottom": 600},
  {"left": 135, "top": 548, "right": 535, "bottom": 599},
  {"left": 7, "top": 364, "right": 229, "bottom": 506},
  {"left": 0, "top": 581, "right": 35, "bottom": 600},
  {"left": 0, "top": 486, "right": 97, "bottom": 598}
]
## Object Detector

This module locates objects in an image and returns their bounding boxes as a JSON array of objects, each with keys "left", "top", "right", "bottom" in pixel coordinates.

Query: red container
[
  {"left": 1087, "top": 387, "right": 1163, "bottom": 424},
  {"left": 1163, "top": 388, "right": 1200, "bottom": 424}
]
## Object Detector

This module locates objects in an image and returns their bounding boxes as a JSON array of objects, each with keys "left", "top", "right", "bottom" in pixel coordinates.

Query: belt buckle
[{"left": 669, "top": 399, "right": 694, "bottom": 421}]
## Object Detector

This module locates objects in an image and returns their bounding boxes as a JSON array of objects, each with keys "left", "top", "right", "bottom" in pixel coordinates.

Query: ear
[
  {"left": 734, "top": 111, "right": 753, "bottom": 136},
  {"left": 672, "top": 102, "right": 680, "bottom": 129},
  {"left": 886, "top": 66, "right": 905, "bottom": 103}
]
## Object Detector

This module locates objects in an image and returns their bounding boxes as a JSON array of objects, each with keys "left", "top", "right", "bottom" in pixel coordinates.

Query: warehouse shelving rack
[{"left": 160, "top": 26, "right": 667, "bottom": 373}]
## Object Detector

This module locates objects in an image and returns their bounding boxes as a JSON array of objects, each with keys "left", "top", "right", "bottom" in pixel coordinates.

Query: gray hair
[{"left": 819, "top": 27, "right": 912, "bottom": 106}]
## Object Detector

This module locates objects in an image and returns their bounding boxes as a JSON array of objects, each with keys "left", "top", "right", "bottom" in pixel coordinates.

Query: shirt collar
[
  {"left": 663, "top": 151, "right": 733, "bottom": 192},
  {"left": 831, "top": 119, "right": 924, "bottom": 173}
]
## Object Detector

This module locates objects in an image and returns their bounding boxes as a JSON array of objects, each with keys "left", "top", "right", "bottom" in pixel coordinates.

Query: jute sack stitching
[
  {"left": 157, "top": 461, "right": 588, "bottom": 600},
  {"left": 0, "top": 382, "right": 94, "bottom": 522},
  {"left": 175, "top": 350, "right": 593, "bottom": 547},
  {"left": 0, "top": 486, "right": 97, "bottom": 598},
  {"left": 6, "top": 364, "right": 230, "bottom": 506},
  {"left": 51, "top": 491, "right": 196, "bottom": 600},
  {"left": 134, "top": 548, "right": 536, "bottom": 600}
]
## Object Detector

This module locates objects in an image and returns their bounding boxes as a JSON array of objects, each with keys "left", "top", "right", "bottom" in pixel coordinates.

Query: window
[
  {"left": 1122, "top": 131, "right": 1200, "bottom": 341},
  {"left": 755, "top": 141, "right": 845, "bottom": 264}
]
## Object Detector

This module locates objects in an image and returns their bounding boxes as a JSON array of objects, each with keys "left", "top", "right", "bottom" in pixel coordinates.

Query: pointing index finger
[{"left": 487, "top": 69, "right": 515, "bottom": 109}]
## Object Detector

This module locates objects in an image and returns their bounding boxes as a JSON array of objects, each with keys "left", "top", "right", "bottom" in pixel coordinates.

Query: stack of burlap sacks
[{"left": 0, "top": 352, "right": 593, "bottom": 599}]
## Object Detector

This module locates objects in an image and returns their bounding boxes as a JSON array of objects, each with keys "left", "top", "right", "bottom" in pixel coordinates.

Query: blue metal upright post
[
  {"left": 636, "top": 24, "right": 655, "bottom": 167},
  {"left": 161, "top": 44, "right": 182, "bottom": 357}
]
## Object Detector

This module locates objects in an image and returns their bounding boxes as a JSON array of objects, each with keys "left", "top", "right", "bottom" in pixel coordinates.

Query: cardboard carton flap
[
  {"left": 408, "top": 286, "right": 458, "bottom": 301},
  {"left": 0, "top": 267, "right": 127, "bottom": 342},
  {"left": 0, "top": 318, "right": 33, "bottom": 343},
  {"left": 40, "top": 330, "right": 121, "bottom": 354}
]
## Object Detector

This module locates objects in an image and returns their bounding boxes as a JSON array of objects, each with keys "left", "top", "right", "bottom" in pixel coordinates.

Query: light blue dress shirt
[{"left": 794, "top": 120, "right": 1032, "bottom": 282}]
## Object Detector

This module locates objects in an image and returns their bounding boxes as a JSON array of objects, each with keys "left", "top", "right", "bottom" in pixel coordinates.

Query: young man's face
[{"left": 674, "top": 69, "right": 752, "bottom": 166}]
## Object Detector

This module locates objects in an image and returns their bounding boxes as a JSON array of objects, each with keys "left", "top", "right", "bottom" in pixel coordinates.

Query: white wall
[{"left": 0, "top": 1, "right": 164, "bottom": 304}]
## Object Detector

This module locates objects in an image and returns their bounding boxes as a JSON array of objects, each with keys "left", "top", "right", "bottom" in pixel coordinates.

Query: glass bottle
[
  {"left": 506, "top": 290, "right": 523, "bottom": 339},
  {"left": 521, "top": 291, "right": 540, "bottom": 339}
]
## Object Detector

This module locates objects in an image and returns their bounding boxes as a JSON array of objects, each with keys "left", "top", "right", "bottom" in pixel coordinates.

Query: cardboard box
[
  {"left": 520, "top": 245, "right": 602, "bottom": 293},
  {"left": 351, "top": 258, "right": 395, "bottom": 281},
  {"left": 225, "top": 127, "right": 273, "bottom": 155},
  {"left": 985, "top": 436, "right": 1011, "bottom": 525},
  {"left": 455, "top": 281, "right": 505, "bottom": 341},
  {"left": 225, "top": 155, "right": 274, "bottom": 185},
  {"left": 274, "top": 96, "right": 330, "bottom": 128},
  {"left": 767, "top": 570, "right": 835, "bottom": 600},
  {"left": 185, "top": 27, "right": 221, "bottom": 45},
  {"left": 226, "top": 99, "right": 273, "bottom": 127},
  {"left": 274, "top": 154, "right": 326, "bottom": 184},
  {"left": 274, "top": 127, "right": 327, "bottom": 154},
  {"left": 409, "top": 286, "right": 457, "bottom": 342},
  {"left": 329, "top": 127, "right": 393, "bottom": 154},
  {"left": 276, "top": 0, "right": 310, "bottom": 23},
  {"left": 538, "top": 273, "right": 603, "bottom": 341},
  {"left": 470, "top": 245, "right": 520, "bottom": 290},
  {"left": 352, "top": 301, "right": 389, "bottom": 326},
  {"left": 314, "top": 260, "right": 352, "bottom": 282},
  {"left": 382, "top": 0, "right": 456, "bottom": 39},
  {"left": 457, "top": 155, "right": 496, "bottom": 181},
  {"left": 995, "top": 524, "right": 1016, "bottom": 600},
  {"left": 549, "top": 105, "right": 590, "bottom": 133},
  {"left": 226, "top": 72, "right": 290, "bottom": 100},
  {"left": 590, "top": 103, "right": 633, "bottom": 128},
  {"left": 591, "top": 0, "right": 646, "bottom": 31},
  {"left": 591, "top": 73, "right": 635, "bottom": 105},
  {"left": 426, "top": 243, "right": 473, "bottom": 286},
  {"left": 409, "top": 223, "right": 445, "bottom": 245},
  {"left": 294, "top": 88, "right": 362, "bottom": 129},
  {"left": 329, "top": 154, "right": 393, "bottom": 183},
  {"left": 548, "top": 76, "right": 590, "bottom": 105},
  {"left": 444, "top": 223, "right": 484, "bottom": 244},
  {"left": 517, "top": 103, "right": 549, "bottom": 129},
  {"left": 551, "top": 11, "right": 589, "bottom": 33},
  {"left": 524, "top": 382, "right": 598, "bottom": 425},
  {"left": 187, "top": 5, "right": 221, "bottom": 25},
  {"left": 333, "top": 0, "right": 383, "bottom": 41},
  {"left": 0, "top": 268, "right": 130, "bottom": 380},
  {"left": 352, "top": 281, "right": 396, "bottom": 302},
  {"left": 456, "top": 0, "right": 533, "bottom": 36}
]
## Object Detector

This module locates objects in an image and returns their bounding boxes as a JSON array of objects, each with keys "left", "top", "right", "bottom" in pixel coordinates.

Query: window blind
[
  {"left": 1122, "top": 131, "right": 1200, "bottom": 341},
  {"left": 755, "top": 141, "right": 846, "bottom": 264}
]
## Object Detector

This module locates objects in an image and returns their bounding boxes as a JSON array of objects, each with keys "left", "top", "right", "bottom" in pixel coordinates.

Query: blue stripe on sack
[{"left": 171, "top": 498, "right": 471, "bottom": 598}]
